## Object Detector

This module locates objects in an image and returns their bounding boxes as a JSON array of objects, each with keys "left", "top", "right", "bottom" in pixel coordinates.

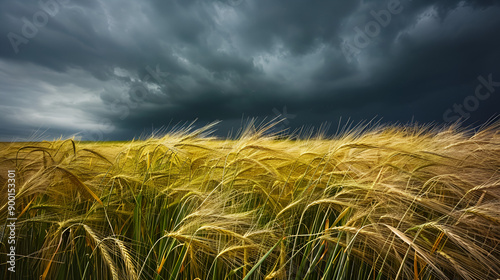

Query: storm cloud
[{"left": 1, "top": 0, "right": 499, "bottom": 140}]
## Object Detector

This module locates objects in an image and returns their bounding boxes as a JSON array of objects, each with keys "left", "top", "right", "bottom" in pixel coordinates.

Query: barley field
[{"left": 1, "top": 121, "right": 500, "bottom": 280}]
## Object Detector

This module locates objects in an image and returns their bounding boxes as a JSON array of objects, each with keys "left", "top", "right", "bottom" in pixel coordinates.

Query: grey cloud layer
[{"left": 0, "top": 0, "right": 499, "bottom": 140}]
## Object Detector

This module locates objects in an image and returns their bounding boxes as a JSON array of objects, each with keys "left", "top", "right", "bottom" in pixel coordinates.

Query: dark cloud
[{"left": 0, "top": 0, "right": 499, "bottom": 140}]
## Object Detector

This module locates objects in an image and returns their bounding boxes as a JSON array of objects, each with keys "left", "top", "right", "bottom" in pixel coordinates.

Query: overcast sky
[{"left": 1, "top": 0, "right": 499, "bottom": 140}]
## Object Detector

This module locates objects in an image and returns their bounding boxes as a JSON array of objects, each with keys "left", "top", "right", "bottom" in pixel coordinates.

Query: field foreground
[{"left": 1, "top": 122, "right": 500, "bottom": 279}]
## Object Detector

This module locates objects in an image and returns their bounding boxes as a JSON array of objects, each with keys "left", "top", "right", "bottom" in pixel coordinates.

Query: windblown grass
[{"left": 1, "top": 121, "right": 500, "bottom": 279}]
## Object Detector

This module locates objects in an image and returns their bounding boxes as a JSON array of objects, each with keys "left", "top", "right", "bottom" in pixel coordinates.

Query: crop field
[{"left": 1, "top": 122, "right": 499, "bottom": 280}]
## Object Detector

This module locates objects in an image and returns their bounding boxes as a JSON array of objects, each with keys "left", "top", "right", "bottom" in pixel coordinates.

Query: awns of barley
[{"left": 0, "top": 121, "right": 499, "bottom": 279}]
